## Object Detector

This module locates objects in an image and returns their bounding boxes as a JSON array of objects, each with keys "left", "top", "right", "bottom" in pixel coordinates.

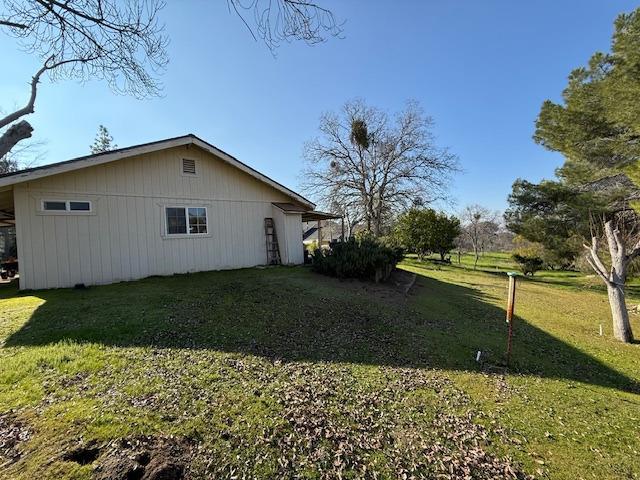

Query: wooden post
[
  {"left": 505, "top": 272, "right": 517, "bottom": 366},
  {"left": 341, "top": 216, "right": 345, "bottom": 242}
]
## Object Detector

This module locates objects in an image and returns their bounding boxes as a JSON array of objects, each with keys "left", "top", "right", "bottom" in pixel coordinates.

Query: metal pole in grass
[{"left": 505, "top": 271, "right": 518, "bottom": 366}]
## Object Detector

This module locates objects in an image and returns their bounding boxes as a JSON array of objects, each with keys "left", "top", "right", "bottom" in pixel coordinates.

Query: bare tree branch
[
  {"left": 0, "top": 56, "right": 88, "bottom": 130},
  {"left": 0, "top": 18, "right": 27, "bottom": 28},
  {"left": 303, "top": 99, "right": 458, "bottom": 235},
  {"left": 583, "top": 237, "right": 611, "bottom": 284},
  {"left": 1, "top": 0, "right": 342, "bottom": 159},
  {"left": 460, "top": 205, "right": 499, "bottom": 268},
  {"left": 227, "top": 0, "right": 343, "bottom": 52},
  {"left": 0, "top": 120, "right": 33, "bottom": 160}
]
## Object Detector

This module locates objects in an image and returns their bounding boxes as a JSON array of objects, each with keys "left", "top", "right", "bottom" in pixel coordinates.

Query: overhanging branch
[
  {"left": 0, "top": 19, "right": 28, "bottom": 29},
  {"left": 0, "top": 56, "right": 91, "bottom": 131}
]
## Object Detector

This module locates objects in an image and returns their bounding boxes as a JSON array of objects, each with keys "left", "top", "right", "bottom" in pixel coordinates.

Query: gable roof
[{"left": 0, "top": 134, "right": 315, "bottom": 208}]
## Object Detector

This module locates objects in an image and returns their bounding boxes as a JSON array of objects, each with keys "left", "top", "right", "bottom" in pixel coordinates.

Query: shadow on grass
[
  {"left": 2, "top": 267, "right": 639, "bottom": 395},
  {"left": 409, "top": 256, "right": 640, "bottom": 298}
]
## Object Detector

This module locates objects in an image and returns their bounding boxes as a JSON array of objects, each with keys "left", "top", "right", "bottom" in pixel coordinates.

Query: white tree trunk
[
  {"left": 607, "top": 283, "right": 633, "bottom": 343},
  {"left": 584, "top": 220, "right": 635, "bottom": 343}
]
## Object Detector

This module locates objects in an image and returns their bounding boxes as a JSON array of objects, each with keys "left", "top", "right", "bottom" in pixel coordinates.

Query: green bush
[
  {"left": 311, "top": 235, "right": 404, "bottom": 281},
  {"left": 393, "top": 208, "right": 460, "bottom": 261},
  {"left": 512, "top": 253, "right": 544, "bottom": 276}
]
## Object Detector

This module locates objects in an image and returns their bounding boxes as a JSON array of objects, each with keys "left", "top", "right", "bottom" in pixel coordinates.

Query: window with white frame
[
  {"left": 42, "top": 200, "right": 91, "bottom": 212},
  {"left": 165, "top": 206, "right": 208, "bottom": 235}
]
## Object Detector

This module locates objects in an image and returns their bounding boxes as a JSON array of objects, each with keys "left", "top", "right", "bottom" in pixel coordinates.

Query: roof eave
[{"left": 0, "top": 134, "right": 315, "bottom": 209}]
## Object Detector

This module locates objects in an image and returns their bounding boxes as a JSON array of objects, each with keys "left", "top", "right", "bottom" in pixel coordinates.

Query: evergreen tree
[
  {"left": 90, "top": 125, "right": 117, "bottom": 154},
  {"left": 527, "top": 7, "right": 640, "bottom": 342}
]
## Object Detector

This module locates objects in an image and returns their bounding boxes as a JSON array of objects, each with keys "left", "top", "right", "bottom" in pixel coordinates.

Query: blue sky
[{"left": 1, "top": 1, "right": 638, "bottom": 212}]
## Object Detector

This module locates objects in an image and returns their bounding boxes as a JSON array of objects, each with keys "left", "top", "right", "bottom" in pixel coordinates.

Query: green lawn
[{"left": 0, "top": 257, "right": 638, "bottom": 479}]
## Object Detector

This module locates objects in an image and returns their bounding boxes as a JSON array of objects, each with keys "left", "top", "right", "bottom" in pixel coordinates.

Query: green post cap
[{"left": 507, "top": 271, "right": 519, "bottom": 277}]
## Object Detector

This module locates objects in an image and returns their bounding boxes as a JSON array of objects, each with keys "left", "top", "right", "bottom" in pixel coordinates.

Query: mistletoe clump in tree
[{"left": 303, "top": 99, "right": 459, "bottom": 236}]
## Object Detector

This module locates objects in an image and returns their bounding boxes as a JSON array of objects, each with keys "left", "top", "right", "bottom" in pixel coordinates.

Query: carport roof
[
  {"left": 301, "top": 210, "right": 342, "bottom": 222},
  {"left": 271, "top": 202, "right": 341, "bottom": 222},
  {"left": 272, "top": 202, "right": 308, "bottom": 213}
]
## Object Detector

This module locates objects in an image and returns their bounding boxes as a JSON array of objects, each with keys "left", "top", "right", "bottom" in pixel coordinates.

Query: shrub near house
[{"left": 311, "top": 236, "right": 403, "bottom": 281}]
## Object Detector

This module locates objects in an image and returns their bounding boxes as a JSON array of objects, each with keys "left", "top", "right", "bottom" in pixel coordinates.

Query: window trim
[
  {"left": 41, "top": 199, "right": 93, "bottom": 214},
  {"left": 163, "top": 205, "right": 209, "bottom": 238},
  {"left": 180, "top": 157, "right": 198, "bottom": 177}
]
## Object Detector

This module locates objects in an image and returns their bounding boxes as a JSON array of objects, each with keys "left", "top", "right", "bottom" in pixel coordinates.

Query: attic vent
[{"left": 182, "top": 158, "right": 196, "bottom": 175}]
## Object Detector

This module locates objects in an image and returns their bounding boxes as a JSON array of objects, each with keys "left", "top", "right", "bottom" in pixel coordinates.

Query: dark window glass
[
  {"left": 188, "top": 207, "right": 207, "bottom": 234},
  {"left": 69, "top": 201, "right": 91, "bottom": 211},
  {"left": 166, "top": 207, "right": 187, "bottom": 234},
  {"left": 43, "top": 201, "right": 67, "bottom": 211}
]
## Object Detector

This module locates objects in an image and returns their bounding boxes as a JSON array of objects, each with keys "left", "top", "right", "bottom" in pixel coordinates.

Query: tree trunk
[
  {"left": 607, "top": 283, "right": 634, "bottom": 343},
  {"left": 584, "top": 220, "right": 635, "bottom": 343},
  {"left": 0, "top": 120, "right": 33, "bottom": 159}
]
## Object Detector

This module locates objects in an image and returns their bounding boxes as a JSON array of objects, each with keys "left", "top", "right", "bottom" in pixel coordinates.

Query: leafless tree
[
  {"left": 228, "top": 0, "right": 342, "bottom": 51},
  {"left": 0, "top": 0, "right": 168, "bottom": 158},
  {"left": 303, "top": 99, "right": 459, "bottom": 236},
  {"left": 460, "top": 204, "right": 499, "bottom": 269},
  {"left": 584, "top": 212, "right": 637, "bottom": 343},
  {"left": 0, "top": 0, "right": 341, "bottom": 160},
  {"left": 328, "top": 194, "right": 362, "bottom": 239},
  {"left": 0, "top": 137, "right": 45, "bottom": 173}
]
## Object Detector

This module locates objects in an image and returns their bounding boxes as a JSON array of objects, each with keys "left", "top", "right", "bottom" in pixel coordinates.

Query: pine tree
[
  {"left": 90, "top": 125, "right": 117, "bottom": 154},
  {"left": 531, "top": 8, "right": 640, "bottom": 343}
]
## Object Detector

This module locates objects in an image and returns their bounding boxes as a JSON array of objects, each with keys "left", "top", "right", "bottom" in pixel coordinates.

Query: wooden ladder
[{"left": 264, "top": 218, "right": 281, "bottom": 265}]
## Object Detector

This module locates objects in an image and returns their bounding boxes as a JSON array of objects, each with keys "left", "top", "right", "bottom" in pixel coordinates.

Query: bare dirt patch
[
  {"left": 0, "top": 413, "right": 31, "bottom": 466},
  {"left": 62, "top": 442, "right": 101, "bottom": 465},
  {"left": 75, "top": 436, "right": 193, "bottom": 480}
]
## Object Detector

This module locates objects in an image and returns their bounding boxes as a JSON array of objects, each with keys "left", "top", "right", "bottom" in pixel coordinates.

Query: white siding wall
[
  {"left": 14, "top": 145, "right": 306, "bottom": 290},
  {"left": 284, "top": 213, "right": 303, "bottom": 265},
  {"left": 270, "top": 207, "right": 303, "bottom": 265}
]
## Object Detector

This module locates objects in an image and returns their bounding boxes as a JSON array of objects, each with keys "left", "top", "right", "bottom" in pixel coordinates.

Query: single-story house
[{"left": 0, "top": 134, "right": 338, "bottom": 290}]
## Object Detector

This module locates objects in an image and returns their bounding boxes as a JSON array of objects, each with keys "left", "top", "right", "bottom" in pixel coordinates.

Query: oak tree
[{"left": 303, "top": 99, "right": 459, "bottom": 236}]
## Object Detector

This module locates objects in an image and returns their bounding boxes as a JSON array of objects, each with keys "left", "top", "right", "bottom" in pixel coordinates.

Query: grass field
[{"left": 0, "top": 254, "right": 638, "bottom": 479}]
